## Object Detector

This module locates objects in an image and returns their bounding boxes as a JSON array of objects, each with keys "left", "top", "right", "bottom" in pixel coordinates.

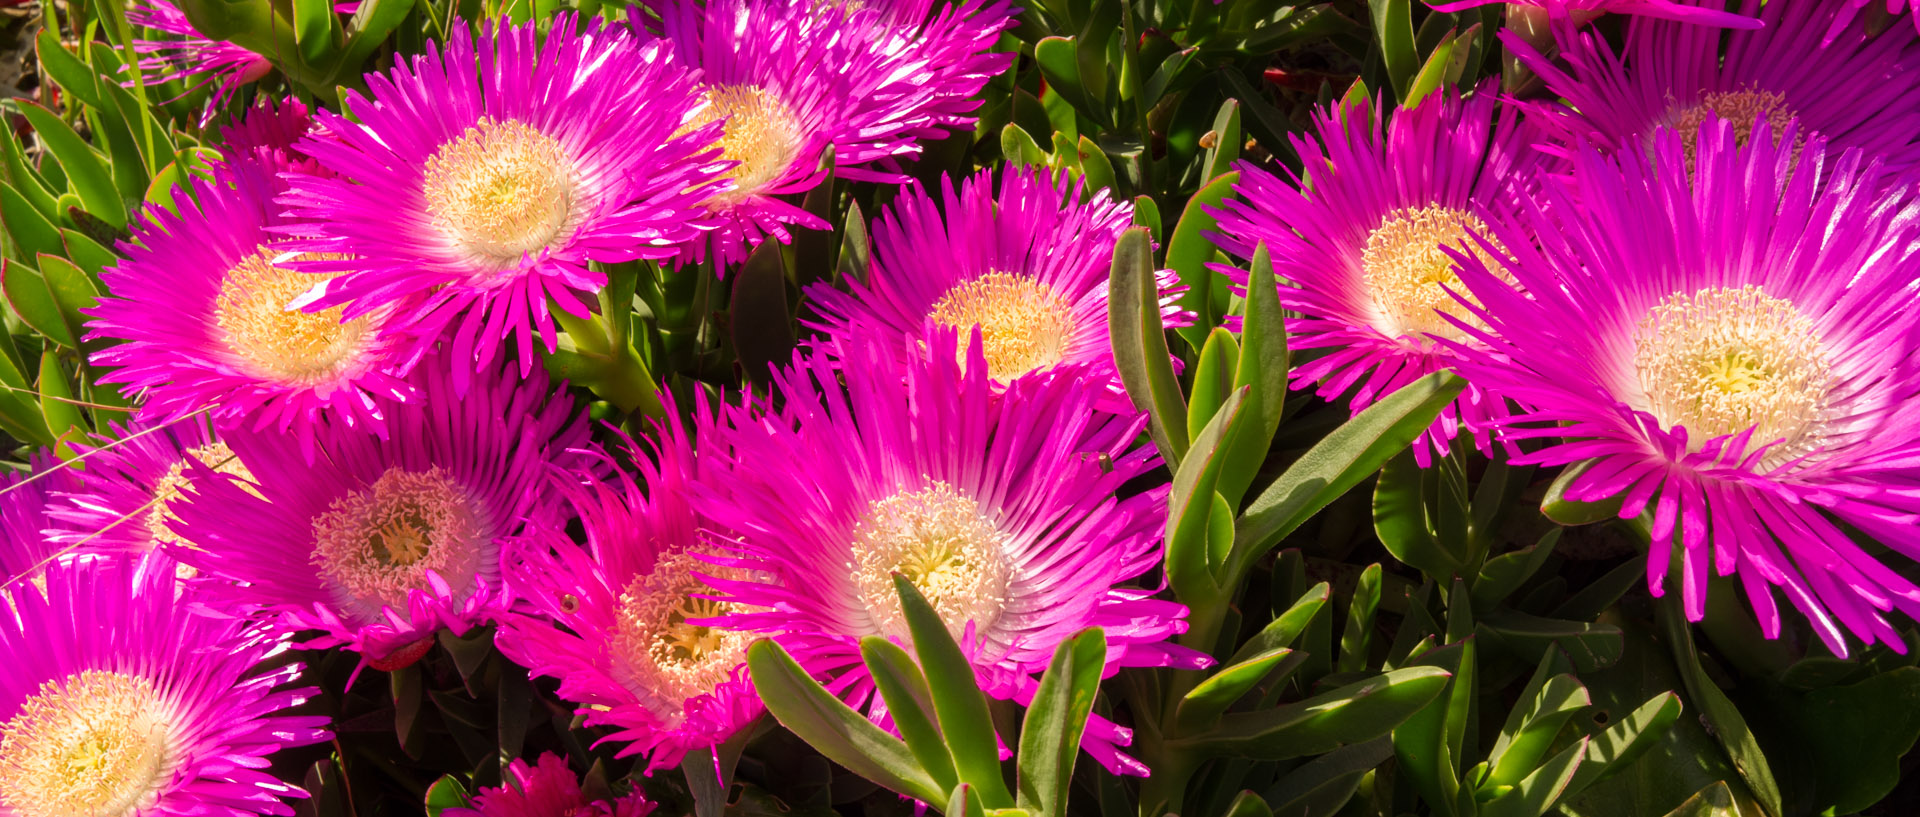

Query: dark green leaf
[
  {"left": 1368, "top": 0, "right": 1418, "bottom": 101},
  {"left": 1167, "top": 388, "right": 1247, "bottom": 604},
  {"left": 1338, "top": 563, "right": 1383, "bottom": 673},
  {"left": 1187, "top": 327, "right": 1239, "bottom": 442},
  {"left": 1176, "top": 647, "right": 1301, "bottom": 735},
  {"left": 1480, "top": 610, "right": 1623, "bottom": 674},
  {"left": 1015, "top": 628, "right": 1105, "bottom": 817},
  {"left": 894, "top": 576, "right": 1014, "bottom": 809},
  {"left": 1230, "top": 582, "right": 1330, "bottom": 665},
  {"left": 3, "top": 260, "right": 77, "bottom": 347},
  {"left": 1218, "top": 242, "right": 1287, "bottom": 507},
  {"left": 746, "top": 639, "right": 946, "bottom": 804},
  {"left": 1264, "top": 737, "right": 1393, "bottom": 817},
  {"left": 14, "top": 101, "right": 124, "bottom": 228},
  {"left": 1480, "top": 736, "right": 1588, "bottom": 817},
  {"left": 862, "top": 636, "right": 960, "bottom": 794},
  {"left": 1474, "top": 529, "right": 1562, "bottom": 615},
  {"left": 1658, "top": 599, "right": 1782, "bottom": 817},
  {"left": 1165, "top": 171, "right": 1238, "bottom": 347},
  {"left": 1108, "top": 227, "right": 1188, "bottom": 465},
  {"left": 2, "top": 183, "right": 68, "bottom": 260},
  {"left": 1231, "top": 372, "right": 1466, "bottom": 576},
  {"left": 1184, "top": 666, "right": 1452, "bottom": 760},
  {"left": 1565, "top": 691, "right": 1682, "bottom": 797}
]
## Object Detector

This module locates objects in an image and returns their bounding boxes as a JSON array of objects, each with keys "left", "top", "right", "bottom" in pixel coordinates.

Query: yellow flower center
[
  {"left": 144, "top": 441, "right": 252, "bottom": 549},
  {"left": 928, "top": 271, "right": 1078, "bottom": 380},
  {"left": 1672, "top": 87, "right": 1798, "bottom": 156},
  {"left": 0, "top": 670, "right": 175, "bottom": 817},
  {"left": 610, "top": 549, "right": 753, "bottom": 721},
  {"left": 1360, "top": 205, "right": 1506, "bottom": 343},
  {"left": 849, "top": 482, "right": 1011, "bottom": 644},
  {"left": 1633, "top": 285, "right": 1832, "bottom": 465},
  {"left": 422, "top": 118, "right": 577, "bottom": 270},
  {"left": 682, "top": 84, "right": 804, "bottom": 205},
  {"left": 310, "top": 466, "right": 488, "bottom": 618},
  {"left": 214, "top": 248, "right": 374, "bottom": 385}
]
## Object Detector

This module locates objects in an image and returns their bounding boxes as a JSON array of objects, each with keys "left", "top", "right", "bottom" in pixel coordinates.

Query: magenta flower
[
  {"left": 1448, "top": 120, "right": 1920, "bottom": 657},
  {"left": 88, "top": 159, "right": 412, "bottom": 455},
  {"left": 127, "top": 0, "right": 272, "bottom": 125},
  {"left": 0, "top": 451, "right": 78, "bottom": 585},
  {"left": 0, "top": 558, "right": 329, "bottom": 816},
  {"left": 1426, "top": 0, "right": 1758, "bottom": 28},
  {"left": 45, "top": 416, "right": 252, "bottom": 571},
  {"left": 1209, "top": 87, "right": 1537, "bottom": 466},
  {"left": 445, "top": 753, "right": 654, "bottom": 817},
  {"left": 807, "top": 166, "right": 1179, "bottom": 409},
  {"left": 696, "top": 329, "right": 1206, "bottom": 776},
  {"left": 167, "top": 353, "right": 592, "bottom": 668},
  {"left": 279, "top": 15, "right": 723, "bottom": 386},
  {"left": 496, "top": 420, "right": 762, "bottom": 772},
  {"left": 1507, "top": 0, "right": 1920, "bottom": 172},
  {"left": 654, "top": 0, "right": 1013, "bottom": 266},
  {"left": 219, "top": 95, "right": 327, "bottom": 177}
]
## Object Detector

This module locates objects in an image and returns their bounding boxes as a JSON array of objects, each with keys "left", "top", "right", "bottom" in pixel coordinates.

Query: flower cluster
[
  {"left": 0, "top": 1, "right": 1206, "bottom": 812},
  {"left": 1212, "top": 0, "right": 1920, "bottom": 658}
]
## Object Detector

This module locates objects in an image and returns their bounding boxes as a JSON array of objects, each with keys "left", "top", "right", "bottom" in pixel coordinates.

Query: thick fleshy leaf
[
  {"left": 1542, "top": 461, "right": 1626, "bottom": 526},
  {"left": 1487, "top": 674, "right": 1591, "bottom": 788},
  {"left": 837, "top": 201, "right": 870, "bottom": 287},
  {"left": 1479, "top": 610, "right": 1623, "bottom": 674},
  {"left": 1185, "top": 666, "right": 1453, "bottom": 760},
  {"left": 424, "top": 775, "right": 472, "bottom": 816},
  {"left": 1167, "top": 388, "right": 1247, "bottom": 604},
  {"left": 14, "top": 101, "right": 123, "bottom": 228},
  {"left": 1108, "top": 226, "right": 1188, "bottom": 465},
  {"left": 1658, "top": 600, "right": 1782, "bottom": 817},
  {"left": 1368, "top": 0, "right": 1417, "bottom": 100},
  {"left": 1176, "top": 647, "right": 1301, "bottom": 735},
  {"left": 1166, "top": 172, "right": 1238, "bottom": 346},
  {"left": 2, "top": 182, "right": 67, "bottom": 260},
  {"left": 894, "top": 576, "right": 1014, "bottom": 809},
  {"left": 1475, "top": 530, "right": 1561, "bottom": 615},
  {"left": 1264, "top": 737, "right": 1393, "bottom": 817},
  {"left": 1218, "top": 242, "right": 1287, "bottom": 508},
  {"left": 1480, "top": 736, "right": 1589, "bottom": 817},
  {"left": 1187, "top": 328, "right": 1239, "bottom": 443},
  {"left": 863, "top": 636, "right": 960, "bottom": 794},
  {"left": 746, "top": 639, "right": 945, "bottom": 804},
  {"left": 1230, "top": 582, "right": 1329, "bottom": 665},
  {"left": 1015, "top": 628, "right": 1106, "bottom": 817},
  {"left": 1202, "top": 99, "right": 1241, "bottom": 183},
  {"left": 1752, "top": 667, "right": 1920, "bottom": 815},
  {"left": 3, "top": 260, "right": 77, "bottom": 348},
  {"left": 1338, "top": 564, "right": 1383, "bottom": 674},
  {"left": 1564, "top": 691, "right": 1682, "bottom": 797},
  {"left": 1231, "top": 372, "right": 1465, "bottom": 576}
]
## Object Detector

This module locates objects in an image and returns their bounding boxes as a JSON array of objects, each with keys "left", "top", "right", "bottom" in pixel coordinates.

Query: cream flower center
[
  {"left": 683, "top": 84, "right": 804, "bottom": 205},
  {"left": 928, "top": 271, "right": 1078, "bottom": 380},
  {"left": 310, "top": 466, "right": 489, "bottom": 618},
  {"left": 1633, "top": 285, "right": 1832, "bottom": 465},
  {"left": 1361, "top": 205, "right": 1505, "bottom": 343},
  {"left": 422, "top": 118, "right": 577, "bottom": 269},
  {"left": 144, "top": 441, "right": 252, "bottom": 549},
  {"left": 849, "top": 482, "right": 1011, "bottom": 644},
  {"left": 610, "top": 549, "right": 752, "bottom": 721},
  {"left": 215, "top": 248, "right": 374, "bottom": 384},
  {"left": 0, "top": 670, "right": 175, "bottom": 817},
  {"left": 1673, "top": 88, "right": 1798, "bottom": 154}
]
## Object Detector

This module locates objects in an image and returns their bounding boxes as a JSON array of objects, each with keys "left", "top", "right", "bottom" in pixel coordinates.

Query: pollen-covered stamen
[
  {"left": 0, "top": 670, "right": 176, "bottom": 817},
  {"left": 144, "top": 442, "right": 253, "bottom": 548},
  {"left": 849, "top": 482, "right": 1011, "bottom": 644},
  {"left": 928, "top": 271, "right": 1078, "bottom": 380},
  {"left": 1634, "top": 285, "right": 1833, "bottom": 465},
  {"left": 422, "top": 118, "right": 577, "bottom": 269},
  {"left": 215, "top": 248, "right": 375, "bottom": 385},
  {"left": 682, "top": 84, "right": 804, "bottom": 205},
  {"left": 1361, "top": 204, "right": 1507, "bottom": 343},
  {"left": 1673, "top": 87, "right": 1799, "bottom": 154},
  {"left": 609, "top": 549, "right": 752, "bottom": 721},
  {"left": 310, "top": 466, "right": 490, "bottom": 618}
]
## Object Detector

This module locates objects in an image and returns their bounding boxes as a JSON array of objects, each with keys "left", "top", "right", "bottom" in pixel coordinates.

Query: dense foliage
[{"left": 2, "top": 1, "right": 1920, "bottom": 817}]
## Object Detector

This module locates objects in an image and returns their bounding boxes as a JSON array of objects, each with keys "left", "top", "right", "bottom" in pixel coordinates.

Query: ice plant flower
[
  {"left": 1507, "top": 0, "right": 1920, "bottom": 172},
  {"left": 0, "top": 557, "right": 329, "bottom": 817},
  {"left": 279, "top": 15, "right": 723, "bottom": 384},
  {"left": 1425, "top": 0, "right": 1758, "bottom": 28},
  {"left": 698, "top": 329, "right": 1205, "bottom": 776},
  {"left": 807, "top": 166, "right": 1179, "bottom": 406},
  {"left": 167, "top": 354, "right": 592, "bottom": 667},
  {"left": 219, "top": 95, "right": 327, "bottom": 177},
  {"left": 496, "top": 420, "right": 763, "bottom": 771},
  {"left": 655, "top": 0, "right": 1013, "bottom": 266},
  {"left": 45, "top": 416, "right": 251, "bottom": 570},
  {"left": 0, "top": 451, "right": 78, "bottom": 585},
  {"left": 127, "top": 0, "right": 272, "bottom": 125},
  {"left": 1209, "top": 87, "right": 1536, "bottom": 466},
  {"left": 88, "top": 159, "right": 411, "bottom": 454},
  {"left": 445, "top": 753, "right": 654, "bottom": 817},
  {"left": 1448, "top": 120, "right": 1920, "bottom": 657}
]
